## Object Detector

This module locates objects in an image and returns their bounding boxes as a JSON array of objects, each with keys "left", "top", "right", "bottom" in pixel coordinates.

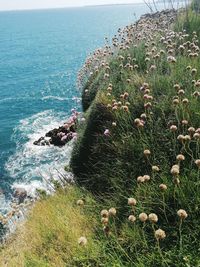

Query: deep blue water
[{"left": 0, "top": 3, "right": 168, "bottom": 211}]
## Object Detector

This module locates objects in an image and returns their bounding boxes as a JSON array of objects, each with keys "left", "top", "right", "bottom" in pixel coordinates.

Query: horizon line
[{"left": 0, "top": 1, "right": 147, "bottom": 13}]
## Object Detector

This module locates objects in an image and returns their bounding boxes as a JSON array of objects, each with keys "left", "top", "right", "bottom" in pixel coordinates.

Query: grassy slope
[
  {"left": 71, "top": 4, "right": 200, "bottom": 266},
  {"left": 1, "top": 3, "right": 200, "bottom": 267},
  {"left": 0, "top": 187, "right": 100, "bottom": 267}
]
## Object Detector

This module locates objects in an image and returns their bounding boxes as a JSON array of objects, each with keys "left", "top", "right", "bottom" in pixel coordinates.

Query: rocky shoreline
[
  {"left": 0, "top": 110, "right": 80, "bottom": 240},
  {"left": 33, "top": 109, "right": 79, "bottom": 147}
]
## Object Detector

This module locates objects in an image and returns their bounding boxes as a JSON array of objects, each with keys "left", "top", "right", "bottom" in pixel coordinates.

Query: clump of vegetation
[
  {"left": 70, "top": 1, "right": 200, "bottom": 265},
  {"left": 0, "top": 187, "right": 100, "bottom": 267},
  {"left": 1, "top": 1, "right": 200, "bottom": 266}
]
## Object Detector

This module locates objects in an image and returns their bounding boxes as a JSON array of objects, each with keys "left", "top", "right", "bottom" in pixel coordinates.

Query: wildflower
[
  {"left": 149, "top": 213, "right": 158, "bottom": 223},
  {"left": 128, "top": 215, "right": 136, "bottom": 223},
  {"left": 101, "top": 209, "right": 109, "bottom": 218},
  {"left": 104, "top": 129, "right": 110, "bottom": 136},
  {"left": 155, "top": 229, "right": 166, "bottom": 241},
  {"left": 150, "top": 65, "right": 156, "bottom": 71},
  {"left": 122, "top": 105, "right": 129, "bottom": 112},
  {"left": 144, "top": 89, "right": 150, "bottom": 94},
  {"left": 118, "top": 101, "right": 122, "bottom": 106},
  {"left": 144, "top": 149, "right": 151, "bottom": 156},
  {"left": 185, "top": 135, "right": 191, "bottom": 141},
  {"left": 177, "top": 209, "right": 188, "bottom": 220},
  {"left": 171, "top": 165, "right": 180, "bottom": 176},
  {"left": 77, "top": 199, "right": 84, "bottom": 206},
  {"left": 139, "top": 213, "right": 148, "bottom": 222},
  {"left": 104, "top": 73, "right": 110, "bottom": 79},
  {"left": 174, "top": 84, "right": 180, "bottom": 91},
  {"left": 112, "top": 122, "right": 117, "bottom": 127},
  {"left": 170, "top": 125, "right": 177, "bottom": 132},
  {"left": 108, "top": 208, "right": 117, "bottom": 216},
  {"left": 176, "top": 154, "right": 185, "bottom": 161},
  {"left": 124, "top": 92, "right": 129, "bottom": 99},
  {"left": 144, "top": 102, "right": 152, "bottom": 109},
  {"left": 140, "top": 113, "right": 147, "bottom": 120},
  {"left": 177, "top": 134, "right": 185, "bottom": 142},
  {"left": 137, "top": 176, "right": 145, "bottom": 183},
  {"left": 173, "top": 99, "right": 179, "bottom": 105},
  {"left": 128, "top": 198, "right": 137, "bottom": 206},
  {"left": 188, "top": 127, "right": 195, "bottom": 134},
  {"left": 191, "top": 68, "right": 197, "bottom": 75},
  {"left": 101, "top": 217, "right": 109, "bottom": 225},
  {"left": 194, "top": 133, "right": 200, "bottom": 139},
  {"left": 193, "top": 91, "right": 200, "bottom": 97},
  {"left": 167, "top": 56, "right": 176, "bottom": 63},
  {"left": 78, "top": 237, "right": 87, "bottom": 246},
  {"left": 159, "top": 184, "right": 167, "bottom": 191},
  {"left": 195, "top": 81, "right": 200, "bottom": 87},
  {"left": 195, "top": 159, "right": 200, "bottom": 168},
  {"left": 178, "top": 89, "right": 185, "bottom": 95},
  {"left": 147, "top": 95, "right": 153, "bottom": 100},
  {"left": 138, "top": 121, "right": 144, "bottom": 128},
  {"left": 118, "top": 55, "right": 124, "bottom": 61},
  {"left": 143, "top": 175, "right": 150, "bottom": 181},
  {"left": 182, "top": 98, "right": 189, "bottom": 104},
  {"left": 134, "top": 118, "right": 141, "bottom": 125},
  {"left": 179, "top": 45, "right": 185, "bottom": 51},
  {"left": 143, "top": 82, "right": 149, "bottom": 89},
  {"left": 134, "top": 118, "right": 144, "bottom": 128},
  {"left": 143, "top": 94, "right": 149, "bottom": 100},
  {"left": 108, "top": 83, "right": 113, "bottom": 87},
  {"left": 152, "top": 166, "right": 160, "bottom": 172}
]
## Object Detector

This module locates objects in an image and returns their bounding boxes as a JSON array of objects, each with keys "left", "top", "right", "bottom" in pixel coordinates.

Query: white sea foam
[
  {"left": 5, "top": 110, "right": 74, "bottom": 199},
  {"left": 42, "top": 95, "right": 70, "bottom": 101}
]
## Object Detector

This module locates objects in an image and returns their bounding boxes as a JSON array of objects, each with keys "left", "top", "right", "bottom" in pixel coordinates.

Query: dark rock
[
  {"left": 13, "top": 188, "right": 27, "bottom": 204},
  {"left": 33, "top": 118, "right": 78, "bottom": 147}
]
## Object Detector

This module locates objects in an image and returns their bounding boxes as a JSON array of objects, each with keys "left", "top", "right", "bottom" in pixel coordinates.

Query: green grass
[
  {"left": 70, "top": 4, "right": 200, "bottom": 266},
  {"left": 0, "top": 187, "right": 100, "bottom": 267}
]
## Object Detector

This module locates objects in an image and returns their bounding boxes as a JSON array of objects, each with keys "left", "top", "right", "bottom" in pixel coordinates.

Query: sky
[{"left": 0, "top": 0, "right": 144, "bottom": 11}]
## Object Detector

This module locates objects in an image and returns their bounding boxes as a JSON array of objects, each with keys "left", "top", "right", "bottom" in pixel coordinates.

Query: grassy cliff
[{"left": 1, "top": 2, "right": 200, "bottom": 266}]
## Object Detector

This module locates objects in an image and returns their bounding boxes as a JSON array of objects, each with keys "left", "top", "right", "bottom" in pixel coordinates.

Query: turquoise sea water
[{"left": 0, "top": 3, "right": 169, "bottom": 212}]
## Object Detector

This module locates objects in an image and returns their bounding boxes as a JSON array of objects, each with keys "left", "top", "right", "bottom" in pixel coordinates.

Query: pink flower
[
  {"left": 104, "top": 129, "right": 110, "bottom": 136},
  {"left": 72, "top": 133, "right": 78, "bottom": 140},
  {"left": 61, "top": 135, "right": 68, "bottom": 142}
]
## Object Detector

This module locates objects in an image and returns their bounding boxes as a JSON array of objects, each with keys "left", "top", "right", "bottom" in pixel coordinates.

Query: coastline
[
  {"left": 0, "top": 7, "right": 178, "bottom": 237},
  {"left": 1, "top": 0, "right": 200, "bottom": 265}
]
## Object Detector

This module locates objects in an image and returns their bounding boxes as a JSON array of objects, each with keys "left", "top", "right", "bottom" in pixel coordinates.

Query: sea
[{"left": 0, "top": 2, "right": 177, "bottom": 213}]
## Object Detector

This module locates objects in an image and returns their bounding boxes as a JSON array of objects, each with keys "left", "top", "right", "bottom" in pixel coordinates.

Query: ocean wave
[
  {"left": 5, "top": 110, "right": 74, "bottom": 198},
  {"left": 41, "top": 95, "right": 70, "bottom": 101}
]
